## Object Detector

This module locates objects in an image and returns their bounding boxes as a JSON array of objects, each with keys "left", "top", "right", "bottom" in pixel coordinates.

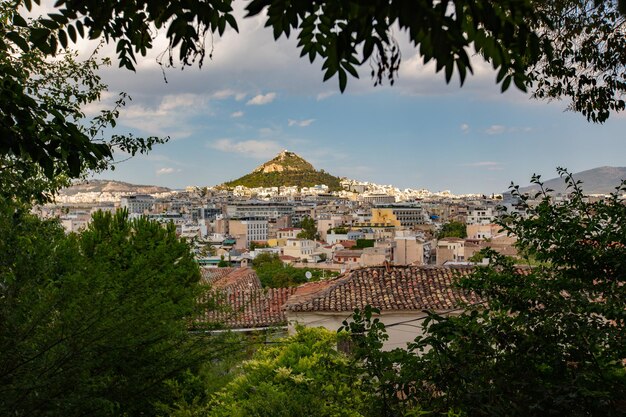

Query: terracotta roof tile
[
  {"left": 284, "top": 265, "right": 482, "bottom": 312},
  {"left": 198, "top": 287, "right": 297, "bottom": 329},
  {"left": 197, "top": 267, "right": 293, "bottom": 329},
  {"left": 200, "top": 267, "right": 261, "bottom": 292}
]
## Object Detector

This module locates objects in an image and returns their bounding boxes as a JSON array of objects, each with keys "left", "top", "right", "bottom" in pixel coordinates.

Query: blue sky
[{"left": 83, "top": 4, "right": 626, "bottom": 194}]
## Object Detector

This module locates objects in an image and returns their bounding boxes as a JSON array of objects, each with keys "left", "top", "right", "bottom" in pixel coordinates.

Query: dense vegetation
[
  {"left": 224, "top": 170, "right": 343, "bottom": 191},
  {"left": 340, "top": 172, "right": 626, "bottom": 416},
  {"left": 0, "top": 206, "right": 222, "bottom": 417},
  {"left": 437, "top": 220, "right": 468, "bottom": 239},
  {"left": 252, "top": 253, "right": 336, "bottom": 288}
]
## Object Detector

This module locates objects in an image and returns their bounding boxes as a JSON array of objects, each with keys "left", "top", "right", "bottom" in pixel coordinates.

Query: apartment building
[{"left": 229, "top": 218, "right": 268, "bottom": 249}]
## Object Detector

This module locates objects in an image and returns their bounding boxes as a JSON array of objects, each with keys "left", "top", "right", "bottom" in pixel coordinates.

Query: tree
[
  {"left": 252, "top": 253, "right": 308, "bottom": 287},
  {"left": 0, "top": 5, "right": 165, "bottom": 203},
  {"left": 438, "top": 220, "right": 467, "bottom": 239},
  {"left": 0, "top": 205, "right": 221, "bottom": 417},
  {"left": 14, "top": 0, "right": 626, "bottom": 122},
  {"left": 296, "top": 216, "right": 318, "bottom": 240},
  {"left": 206, "top": 327, "right": 373, "bottom": 417},
  {"left": 341, "top": 170, "right": 626, "bottom": 416}
]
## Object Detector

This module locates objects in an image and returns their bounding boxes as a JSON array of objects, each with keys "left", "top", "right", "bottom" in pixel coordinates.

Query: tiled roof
[
  {"left": 284, "top": 265, "right": 482, "bottom": 312},
  {"left": 200, "top": 267, "right": 261, "bottom": 292},
  {"left": 197, "top": 267, "right": 293, "bottom": 329},
  {"left": 199, "top": 287, "right": 297, "bottom": 328}
]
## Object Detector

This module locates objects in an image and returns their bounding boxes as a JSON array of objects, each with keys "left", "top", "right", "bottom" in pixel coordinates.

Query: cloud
[
  {"left": 231, "top": 111, "right": 244, "bottom": 118},
  {"left": 460, "top": 123, "right": 470, "bottom": 134},
  {"left": 485, "top": 125, "right": 506, "bottom": 135},
  {"left": 119, "top": 93, "right": 210, "bottom": 138},
  {"left": 288, "top": 118, "right": 315, "bottom": 127},
  {"left": 246, "top": 92, "right": 277, "bottom": 105},
  {"left": 463, "top": 161, "right": 504, "bottom": 171},
  {"left": 209, "top": 139, "right": 283, "bottom": 158},
  {"left": 316, "top": 91, "right": 336, "bottom": 101},
  {"left": 484, "top": 124, "right": 533, "bottom": 135},
  {"left": 156, "top": 167, "right": 181, "bottom": 175}
]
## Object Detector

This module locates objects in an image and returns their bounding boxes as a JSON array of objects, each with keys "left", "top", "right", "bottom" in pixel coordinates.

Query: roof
[
  {"left": 284, "top": 265, "right": 482, "bottom": 313},
  {"left": 199, "top": 287, "right": 297, "bottom": 329},
  {"left": 200, "top": 267, "right": 261, "bottom": 292}
]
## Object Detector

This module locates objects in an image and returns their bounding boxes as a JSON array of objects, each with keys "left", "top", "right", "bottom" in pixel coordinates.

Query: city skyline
[{"left": 78, "top": 3, "right": 626, "bottom": 194}]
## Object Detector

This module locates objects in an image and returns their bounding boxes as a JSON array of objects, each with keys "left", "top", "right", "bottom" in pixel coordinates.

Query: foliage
[
  {"left": 0, "top": 5, "right": 166, "bottom": 202},
  {"left": 341, "top": 170, "right": 626, "bottom": 416},
  {"left": 329, "top": 225, "right": 350, "bottom": 235},
  {"left": 0, "top": 205, "right": 218, "bottom": 417},
  {"left": 354, "top": 239, "right": 375, "bottom": 249},
  {"left": 296, "top": 216, "right": 318, "bottom": 240},
  {"left": 438, "top": 220, "right": 467, "bottom": 239},
  {"left": 30, "top": 0, "right": 545, "bottom": 95},
  {"left": 206, "top": 327, "right": 373, "bottom": 417},
  {"left": 252, "top": 253, "right": 335, "bottom": 287},
  {"left": 249, "top": 241, "right": 269, "bottom": 250},
  {"left": 217, "top": 255, "right": 229, "bottom": 267},
  {"left": 224, "top": 170, "right": 343, "bottom": 191},
  {"left": 252, "top": 253, "right": 308, "bottom": 288},
  {"left": 531, "top": 0, "right": 626, "bottom": 122}
]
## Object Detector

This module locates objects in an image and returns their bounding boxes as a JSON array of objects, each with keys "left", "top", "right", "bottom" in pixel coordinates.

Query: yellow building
[{"left": 370, "top": 206, "right": 428, "bottom": 228}]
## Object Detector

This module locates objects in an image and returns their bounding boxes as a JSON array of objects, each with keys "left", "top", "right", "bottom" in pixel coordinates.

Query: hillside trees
[
  {"left": 0, "top": 206, "right": 226, "bottom": 417},
  {"left": 340, "top": 171, "right": 626, "bottom": 416}
]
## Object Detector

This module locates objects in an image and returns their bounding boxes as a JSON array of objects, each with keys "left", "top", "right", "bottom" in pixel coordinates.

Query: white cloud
[
  {"left": 460, "top": 123, "right": 470, "bottom": 133},
  {"left": 288, "top": 118, "right": 315, "bottom": 127},
  {"left": 463, "top": 161, "right": 504, "bottom": 171},
  {"left": 246, "top": 92, "right": 276, "bottom": 106},
  {"left": 231, "top": 111, "right": 244, "bottom": 118},
  {"left": 209, "top": 139, "right": 283, "bottom": 158},
  {"left": 485, "top": 125, "right": 506, "bottom": 135},
  {"left": 156, "top": 167, "right": 181, "bottom": 175},
  {"left": 316, "top": 91, "right": 336, "bottom": 101},
  {"left": 118, "top": 93, "right": 211, "bottom": 138}
]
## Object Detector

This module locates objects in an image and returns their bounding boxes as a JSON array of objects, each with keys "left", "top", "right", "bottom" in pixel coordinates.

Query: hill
[
  {"left": 223, "top": 150, "right": 343, "bottom": 191},
  {"left": 59, "top": 180, "right": 171, "bottom": 196},
  {"left": 517, "top": 166, "right": 626, "bottom": 195}
]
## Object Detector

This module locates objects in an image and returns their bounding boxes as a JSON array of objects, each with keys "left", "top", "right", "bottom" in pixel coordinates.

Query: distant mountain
[
  {"left": 517, "top": 166, "right": 626, "bottom": 195},
  {"left": 222, "top": 150, "right": 343, "bottom": 191},
  {"left": 59, "top": 180, "right": 171, "bottom": 196}
]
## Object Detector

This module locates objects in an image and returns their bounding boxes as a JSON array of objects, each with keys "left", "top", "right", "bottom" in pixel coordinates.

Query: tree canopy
[
  {"left": 340, "top": 171, "right": 626, "bottom": 416},
  {"left": 0, "top": 205, "right": 221, "bottom": 416},
  {"left": 8, "top": 0, "right": 624, "bottom": 124}
]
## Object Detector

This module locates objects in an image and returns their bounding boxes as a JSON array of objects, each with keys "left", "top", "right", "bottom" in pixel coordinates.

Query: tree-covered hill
[{"left": 223, "top": 151, "right": 343, "bottom": 191}]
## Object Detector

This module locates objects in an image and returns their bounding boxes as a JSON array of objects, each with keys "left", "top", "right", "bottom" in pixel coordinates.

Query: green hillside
[{"left": 223, "top": 151, "right": 343, "bottom": 191}]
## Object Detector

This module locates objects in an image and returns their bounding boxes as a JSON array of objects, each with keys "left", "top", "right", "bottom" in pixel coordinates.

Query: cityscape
[{"left": 3, "top": 1, "right": 626, "bottom": 416}]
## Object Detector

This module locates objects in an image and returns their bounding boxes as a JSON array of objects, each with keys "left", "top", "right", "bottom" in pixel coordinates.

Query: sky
[{"left": 68, "top": 3, "right": 626, "bottom": 194}]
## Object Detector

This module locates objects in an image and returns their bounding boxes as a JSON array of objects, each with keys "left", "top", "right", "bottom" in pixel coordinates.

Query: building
[
  {"left": 283, "top": 238, "right": 317, "bottom": 262},
  {"left": 120, "top": 194, "right": 154, "bottom": 214},
  {"left": 394, "top": 230, "right": 432, "bottom": 265},
  {"left": 225, "top": 201, "right": 294, "bottom": 219},
  {"left": 436, "top": 238, "right": 465, "bottom": 264},
  {"left": 361, "top": 194, "right": 396, "bottom": 205},
  {"left": 370, "top": 205, "right": 429, "bottom": 228},
  {"left": 466, "top": 207, "right": 496, "bottom": 225},
  {"left": 229, "top": 218, "right": 268, "bottom": 249}
]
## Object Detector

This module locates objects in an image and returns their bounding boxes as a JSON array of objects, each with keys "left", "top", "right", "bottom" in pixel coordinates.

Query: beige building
[
  {"left": 394, "top": 230, "right": 432, "bottom": 265},
  {"left": 229, "top": 219, "right": 268, "bottom": 249},
  {"left": 436, "top": 238, "right": 465, "bottom": 264},
  {"left": 283, "top": 238, "right": 316, "bottom": 261},
  {"left": 466, "top": 223, "right": 502, "bottom": 240}
]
